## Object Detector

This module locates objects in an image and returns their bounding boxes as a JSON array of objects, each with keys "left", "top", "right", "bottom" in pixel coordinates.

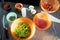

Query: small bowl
[
  {"left": 33, "top": 12, "right": 52, "bottom": 30},
  {"left": 29, "top": 5, "right": 34, "bottom": 10},
  {"left": 6, "top": 12, "right": 17, "bottom": 22},
  {"left": 11, "top": 17, "right": 36, "bottom": 40},
  {"left": 2, "top": 3, "right": 11, "bottom": 11},
  {"left": 15, "top": 3, "right": 23, "bottom": 11}
]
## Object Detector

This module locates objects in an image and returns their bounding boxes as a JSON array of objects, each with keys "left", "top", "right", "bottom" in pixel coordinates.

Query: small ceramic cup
[
  {"left": 31, "top": 9, "right": 36, "bottom": 14},
  {"left": 29, "top": 5, "right": 34, "bottom": 10}
]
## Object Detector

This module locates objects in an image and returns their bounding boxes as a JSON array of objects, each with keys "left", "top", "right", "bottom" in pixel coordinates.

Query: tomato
[
  {"left": 35, "top": 18, "right": 47, "bottom": 29},
  {"left": 42, "top": 3, "right": 53, "bottom": 11}
]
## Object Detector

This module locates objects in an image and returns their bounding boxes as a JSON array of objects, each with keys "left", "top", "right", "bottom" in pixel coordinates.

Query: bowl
[
  {"left": 40, "top": 0, "right": 59, "bottom": 13},
  {"left": 11, "top": 17, "right": 36, "bottom": 40},
  {"left": 6, "top": 12, "right": 17, "bottom": 22},
  {"left": 2, "top": 3, "right": 11, "bottom": 11},
  {"left": 33, "top": 12, "right": 52, "bottom": 30},
  {"left": 15, "top": 3, "right": 23, "bottom": 10}
]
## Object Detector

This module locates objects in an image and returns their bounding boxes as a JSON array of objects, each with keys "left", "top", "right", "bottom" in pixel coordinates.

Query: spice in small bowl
[
  {"left": 15, "top": 3, "right": 23, "bottom": 11},
  {"left": 2, "top": 3, "right": 11, "bottom": 11}
]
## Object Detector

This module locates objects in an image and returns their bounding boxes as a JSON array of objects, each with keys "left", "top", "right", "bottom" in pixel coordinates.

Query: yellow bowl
[{"left": 11, "top": 17, "right": 36, "bottom": 40}]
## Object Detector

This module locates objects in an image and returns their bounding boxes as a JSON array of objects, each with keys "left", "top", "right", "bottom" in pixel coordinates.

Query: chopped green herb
[
  {"left": 15, "top": 23, "right": 30, "bottom": 38},
  {"left": 9, "top": 16, "right": 16, "bottom": 21}
]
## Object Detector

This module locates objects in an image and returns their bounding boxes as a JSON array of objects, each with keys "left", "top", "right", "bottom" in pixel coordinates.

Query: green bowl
[{"left": 6, "top": 12, "right": 17, "bottom": 22}]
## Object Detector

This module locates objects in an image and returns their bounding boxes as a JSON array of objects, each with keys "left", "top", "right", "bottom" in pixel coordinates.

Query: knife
[
  {"left": 41, "top": 11, "right": 60, "bottom": 23},
  {"left": 47, "top": 13, "right": 60, "bottom": 23}
]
